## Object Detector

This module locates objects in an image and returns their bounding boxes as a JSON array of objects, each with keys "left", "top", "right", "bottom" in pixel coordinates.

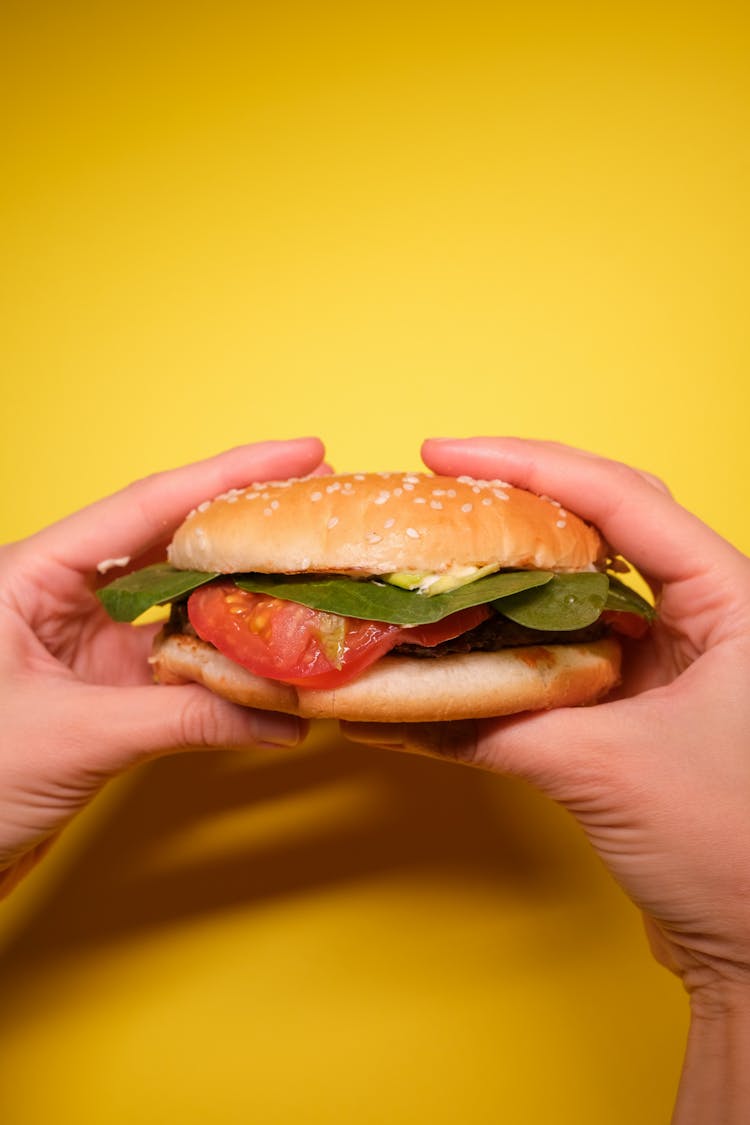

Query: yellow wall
[{"left": 2, "top": 3, "right": 748, "bottom": 1121}]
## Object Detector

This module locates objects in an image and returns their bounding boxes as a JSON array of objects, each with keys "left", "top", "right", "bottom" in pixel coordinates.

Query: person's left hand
[{"left": 0, "top": 437, "right": 325, "bottom": 897}]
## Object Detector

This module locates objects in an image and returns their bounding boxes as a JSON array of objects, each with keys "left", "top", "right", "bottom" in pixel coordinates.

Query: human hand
[
  {"left": 344, "top": 438, "right": 750, "bottom": 1026},
  {"left": 0, "top": 437, "right": 325, "bottom": 898}
]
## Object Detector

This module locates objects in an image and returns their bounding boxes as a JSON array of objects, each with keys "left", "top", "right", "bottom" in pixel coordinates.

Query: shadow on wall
[{"left": 0, "top": 721, "right": 598, "bottom": 967}]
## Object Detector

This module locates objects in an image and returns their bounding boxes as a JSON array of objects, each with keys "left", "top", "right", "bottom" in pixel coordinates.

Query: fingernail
[
  {"left": 339, "top": 722, "right": 405, "bottom": 749},
  {"left": 254, "top": 714, "right": 306, "bottom": 749}
]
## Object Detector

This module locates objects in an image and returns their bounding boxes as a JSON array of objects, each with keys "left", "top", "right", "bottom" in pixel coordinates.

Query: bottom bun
[{"left": 151, "top": 632, "right": 621, "bottom": 722}]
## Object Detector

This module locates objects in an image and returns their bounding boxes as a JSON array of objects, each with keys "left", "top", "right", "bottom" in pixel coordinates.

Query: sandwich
[{"left": 97, "top": 471, "right": 654, "bottom": 722}]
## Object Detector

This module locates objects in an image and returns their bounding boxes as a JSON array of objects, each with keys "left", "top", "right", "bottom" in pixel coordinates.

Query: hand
[
  {"left": 0, "top": 437, "right": 325, "bottom": 898},
  {"left": 345, "top": 438, "right": 750, "bottom": 1021}
]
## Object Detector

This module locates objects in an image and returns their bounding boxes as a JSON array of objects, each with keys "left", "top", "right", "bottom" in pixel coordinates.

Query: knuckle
[
  {"left": 177, "top": 688, "right": 228, "bottom": 749},
  {"left": 403, "top": 720, "right": 481, "bottom": 765},
  {"left": 638, "top": 469, "right": 673, "bottom": 496},
  {"left": 123, "top": 471, "right": 172, "bottom": 524}
]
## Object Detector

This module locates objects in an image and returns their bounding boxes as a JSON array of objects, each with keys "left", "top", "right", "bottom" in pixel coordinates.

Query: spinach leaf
[
  {"left": 496, "top": 573, "right": 610, "bottom": 631},
  {"left": 96, "top": 563, "right": 219, "bottom": 622},
  {"left": 234, "top": 570, "right": 554, "bottom": 625},
  {"left": 604, "top": 575, "right": 656, "bottom": 621},
  {"left": 97, "top": 563, "right": 655, "bottom": 632}
]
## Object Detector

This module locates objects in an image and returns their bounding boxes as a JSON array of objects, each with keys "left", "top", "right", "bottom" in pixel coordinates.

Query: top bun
[{"left": 169, "top": 472, "right": 605, "bottom": 576}]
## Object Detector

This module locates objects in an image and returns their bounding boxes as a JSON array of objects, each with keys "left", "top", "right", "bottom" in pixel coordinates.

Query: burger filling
[
  {"left": 163, "top": 582, "right": 636, "bottom": 691},
  {"left": 100, "top": 563, "right": 654, "bottom": 693},
  {"left": 176, "top": 586, "right": 496, "bottom": 690}
]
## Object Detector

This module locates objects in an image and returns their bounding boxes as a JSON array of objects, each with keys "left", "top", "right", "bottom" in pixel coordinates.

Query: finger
[
  {"left": 68, "top": 682, "right": 308, "bottom": 774},
  {"left": 421, "top": 436, "right": 729, "bottom": 585},
  {"left": 342, "top": 702, "right": 629, "bottom": 803},
  {"left": 93, "top": 456, "right": 337, "bottom": 587},
  {"left": 635, "top": 469, "right": 672, "bottom": 497},
  {"left": 35, "top": 438, "right": 326, "bottom": 573},
  {"left": 341, "top": 720, "right": 481, "bottom": 764}
]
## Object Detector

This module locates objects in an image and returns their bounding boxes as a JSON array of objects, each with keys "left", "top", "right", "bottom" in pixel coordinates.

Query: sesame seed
[
  {"left": 493, "top": 489, "right": 509, "bottom": 501},
  {"left": 446, "top": 489, "right": 456, "bottom": 498},
  {"left": 461, "top": 503, "right": 472, "bottom": 513},
  {"left": 403, "top": 474, "right": 420, "bottom": 483},
  {"left": 413, "top": 496, "right": 426, "bottom": 504},
  {"left": 246, "top": 492, "right": 259, "bottom": 500},
  {"left": 366, "top": 532, "right": 382, "bottom": 544},
  {"left": 327, "top": 516, "right": 339, "bottom": 530},
  {"left": 263, "top": 507, "right": 273, "bottom": 516},
  {"left": 197, "top": 500, "right": 211, "bottom": 512},
  {"left": 311, "top": 491, "right": 322, "bottom": 501},
  {"left": 374, "top": 493, "right": 389, "bottom": 505},
  {"left": 393, "top": 488, "right": 403, "bottom": 497},
  {"left": 354, "top": 473, "right": 365, "bottom": 481},
  {"left": 482, "top": 497, "right": 492, "bottom": 506},
  {"left": 556, "top": 519, "right": 567, "bottom": 529},
  {"left": 472, "top": 486, "right": 481, "bottom": 494},
  {"left": 326, "top": 482, "right": 341, "bottom": 493},
  {"left": 430, "top": 500, "right": 443, "bottom": 510},
  {"left": 270, "top": 499, "right": 279, "bottom": 510},
  {"left": 402, "top": 483, "right": 414, "bottom": 491},
  {"left": 384, "top": 518, "right": 395, "bottom": 528},
  {"left": 406, "top": 527, "right": 420, "bottom": 539},
  {"left": 432, "top": 489, "right": 445, "bottom": 496}
]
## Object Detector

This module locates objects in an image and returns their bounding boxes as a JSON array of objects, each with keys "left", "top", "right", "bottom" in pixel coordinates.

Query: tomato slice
[
  {"left": 401, "top": 603, "right": 491, "bottom": 647},
  {"left": 188, "top": 583, "right": 402, "bottom": 689},
  {"left": 187, "top": 584, "right": 492, "bottom": 689},
  {"left": 601, "top": 610, "right": 650, "bottom": 639}
]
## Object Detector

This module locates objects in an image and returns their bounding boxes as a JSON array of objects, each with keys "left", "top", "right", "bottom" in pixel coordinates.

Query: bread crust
[
  {"left": 169, "top": 472, "right": 605, "bottom": 577},
  {"left": 151, "top": 632, "right": 621, "bottom": 722}
]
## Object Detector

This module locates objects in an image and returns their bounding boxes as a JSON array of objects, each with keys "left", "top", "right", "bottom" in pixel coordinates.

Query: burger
[{"left": 98, "top": 471, "right": 654, "bottom": 722}]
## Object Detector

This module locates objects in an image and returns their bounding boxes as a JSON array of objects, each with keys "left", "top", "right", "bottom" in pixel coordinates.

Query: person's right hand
[{"left": 345, "top": 438, "right": 750, "bottom": 1027}]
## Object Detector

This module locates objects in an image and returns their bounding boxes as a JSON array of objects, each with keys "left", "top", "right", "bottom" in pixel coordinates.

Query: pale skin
[
  {"left": 344, "top": 437, "right": 750, "bottom": 1124},
  {"left": 2, "top": 434, "right": 749, "bottom": 1120},
  {"left": 0, "top": 437, "right": 325, "bottom": 898}
]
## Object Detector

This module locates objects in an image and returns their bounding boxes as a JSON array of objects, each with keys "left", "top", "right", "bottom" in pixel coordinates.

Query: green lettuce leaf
[
  {"left": 234, "top": 570, "right": 554, "bottom": 625},
  {"left": 494, "top": 573, "right": 610, "bottom": 631},
  {"left": 97, "top": 563, "right": 655, "bottom": 631},
  {"left": 96, "top": 563, "right": 219, "bottom": 622},
  {"left": 495, "top": 573, "right": 656, "bottom": 631},
  {"left": 604, "top": 575, "right": 657, "bottom": 621}
]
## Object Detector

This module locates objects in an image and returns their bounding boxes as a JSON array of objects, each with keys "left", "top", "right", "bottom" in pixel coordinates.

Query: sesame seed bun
[
  {"left": 151, "top": 633, "right": 621, "bottom": 722},
  {"left": 168, "top": 472, "right": 606, "bottom": 576},
  {"left": 152, "top": 471, "right": 622, "bottom": 722}
]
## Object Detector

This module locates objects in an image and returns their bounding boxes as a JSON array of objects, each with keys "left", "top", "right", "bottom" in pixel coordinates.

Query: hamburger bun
[
  {"left": 153, "top": 471, "right": 622, "bottom": 722},
  {"left": 168, "top": 472, "right": 606, "bottom": 576},
  {"left": 151, "top": 632, "right": 621, "bottom": 722}
]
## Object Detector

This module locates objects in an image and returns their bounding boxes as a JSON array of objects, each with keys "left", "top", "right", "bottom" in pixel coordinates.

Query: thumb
[
  {"left": 71, "top": 682, "right": 306, "bottom": 775},
  {"left": 342, "top": 701, "right": 626, "bottom": 804}
]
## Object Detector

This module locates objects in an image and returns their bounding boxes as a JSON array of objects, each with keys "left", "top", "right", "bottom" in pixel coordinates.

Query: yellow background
[{"left": 1, "top": 3, "right": 748, "bottom": 1121}]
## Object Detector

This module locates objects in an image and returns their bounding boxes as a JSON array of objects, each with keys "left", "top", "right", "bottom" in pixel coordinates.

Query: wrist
[
  {"left": 688, "top": 969, "right": 750, "bottom": 1020},
  {"left": 673, "top": 987, "right": 750, "bottom": 1124}
]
